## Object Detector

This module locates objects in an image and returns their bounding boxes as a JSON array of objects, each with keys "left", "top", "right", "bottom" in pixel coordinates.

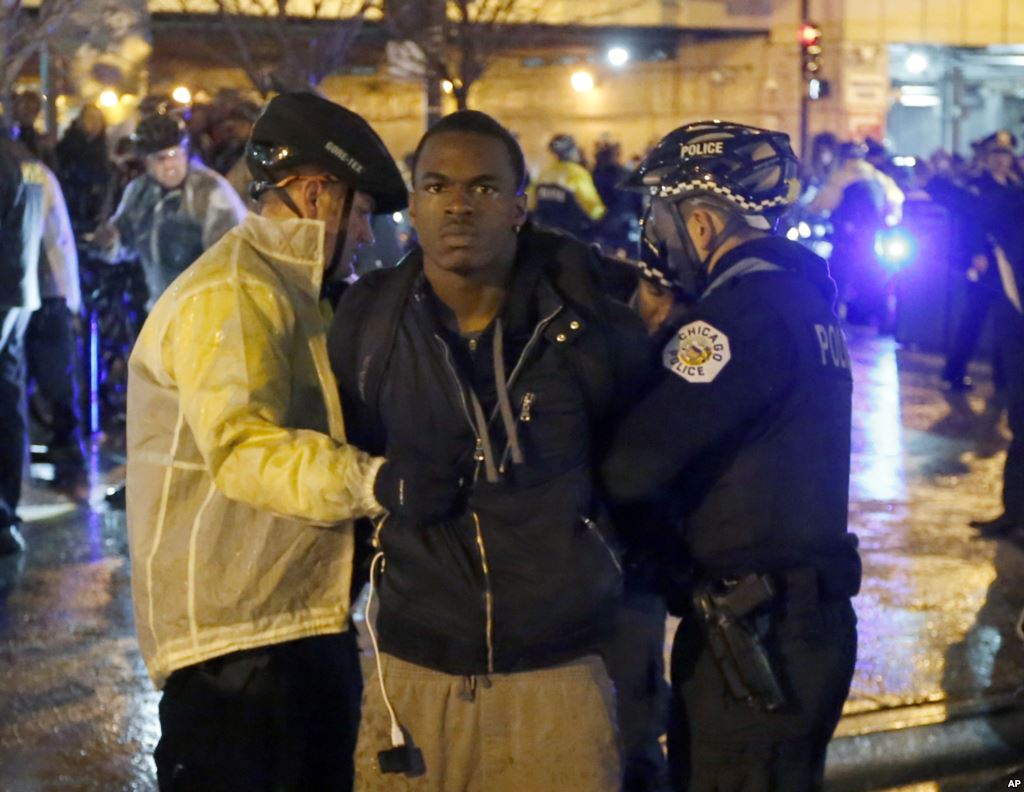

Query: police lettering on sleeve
[{"left": 813, "top": 321, "right": 852, "bottom": 371}]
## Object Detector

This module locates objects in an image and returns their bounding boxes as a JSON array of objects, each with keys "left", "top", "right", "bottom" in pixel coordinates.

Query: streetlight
[
  {"left": 172, "top": 85, "right": 192, "bottom": 104},
  {"left": 905, "top": 52, "right": 929, "bottom": 75},
  {"left": 571, "top": 70, "right": 595, "bottom": 92},
  {"left": 607, "top": 47, "right": 630, "bottom": 67},
  {"left": 98, "top": 90, "right": 119, "bottom": 108}
]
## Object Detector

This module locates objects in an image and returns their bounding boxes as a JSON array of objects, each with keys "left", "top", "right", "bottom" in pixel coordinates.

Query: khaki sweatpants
[{"left": 355, "top": 653, "right": 621, "bottom": 792}]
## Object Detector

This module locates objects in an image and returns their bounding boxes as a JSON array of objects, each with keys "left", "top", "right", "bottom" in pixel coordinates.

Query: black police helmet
[
  {"left": 622, "top": 121, "right": 801, "bottom": 225},
  {"left": 246, "top": 92, "right": 407, "bottom": 214},
  {"left": 131, "top": 114, "right": 188, "bottom": 156}
]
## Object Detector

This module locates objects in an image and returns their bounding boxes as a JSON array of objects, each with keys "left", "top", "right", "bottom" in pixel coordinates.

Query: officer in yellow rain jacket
[
  {"left": 528, "top": 133, "right": 606, "bottom": 240},
  {"left": 126, "top": 94, "right": 411, "bottom": 792}
]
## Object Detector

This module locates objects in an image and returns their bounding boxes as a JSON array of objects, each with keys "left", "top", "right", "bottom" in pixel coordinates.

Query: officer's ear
[
  {"left": 302, "top": 177, "right": 324, "bottom": 217},
  {"left": 687, "top": 206, "right": 719, "bottom": 249}
]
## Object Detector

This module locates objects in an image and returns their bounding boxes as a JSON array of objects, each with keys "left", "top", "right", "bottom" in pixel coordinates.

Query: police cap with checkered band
[
  {"left": 622, "top": 121, "right": 802, "bottom": 228},
  {"left": 246, "top": 92, "right": 408, "bottom": 214}
]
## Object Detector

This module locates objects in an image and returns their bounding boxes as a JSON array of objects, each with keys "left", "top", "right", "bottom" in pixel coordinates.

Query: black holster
[{"left": 692, "top": 573, "right": 786, "bottom": 711}]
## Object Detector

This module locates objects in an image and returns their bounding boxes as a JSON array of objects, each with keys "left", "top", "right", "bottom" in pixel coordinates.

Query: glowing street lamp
[
  {"left": 607, "top": 47, "right": 630, "bottom": 67},
  {"left": 571, "top": 70, "right": 595, "bottom": 92},
  {"left": 905, "top": 52, "right": 929, "bottom": 75},
  {"left": 98, "top": 90, "right": 119, "bottom": 108},
  {"left": 172, "top": 85, "right": 192, "bottom": 104}
]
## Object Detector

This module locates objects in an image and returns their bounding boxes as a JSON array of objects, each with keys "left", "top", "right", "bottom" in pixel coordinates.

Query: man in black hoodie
[
  {"left": 601, "top": 122, "right": 861, "bottom": 791},
  {"left": 329, "top": 110, "right": 651, "bottom": 791}
]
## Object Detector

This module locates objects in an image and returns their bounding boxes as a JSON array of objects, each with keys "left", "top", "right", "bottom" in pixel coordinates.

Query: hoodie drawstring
[
  {"left": 468, "top": 387, "right": 499, "bottom": 484},
  {"left": 493, "top": 319, "right": 524, "bottom": 467}
]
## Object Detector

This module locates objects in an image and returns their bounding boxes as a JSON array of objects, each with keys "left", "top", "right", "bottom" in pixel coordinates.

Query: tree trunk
[
  {"left": 423, "top": 0, "right": 445, "bottom": 128},
  {"left": 426, "top": 76, "right": 443, "bottom": 127}
]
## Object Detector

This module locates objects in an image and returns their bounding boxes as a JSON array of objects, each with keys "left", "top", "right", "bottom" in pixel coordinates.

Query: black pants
[
  {"left": 0, "top": 307, "right": 31, "bottom": 529},
  {"left": 996, "top": 299, "right": 1024, "bottom": 520},
  {"left": 603, "top": 590, "right": 671, "bottom": 792},
  {"left": 156, "top": 631, "right": 363, "bottom": 792},
  {"left": 667, "top": 599, "right": 856, "bottom": 792},
  {"left": 25, "top": 298, "right": 84, "bottom": 462},
  {"left": 943, "top": 280, "right": 1005, "bottom": 387}
]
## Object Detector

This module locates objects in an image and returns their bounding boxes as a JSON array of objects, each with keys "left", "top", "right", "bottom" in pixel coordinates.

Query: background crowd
[{"left": 1, "top": 87, "right": 1022, "bottom": 550}]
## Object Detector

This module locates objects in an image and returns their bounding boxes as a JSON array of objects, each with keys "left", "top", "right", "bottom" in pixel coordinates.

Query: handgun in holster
[{"left": 693, "top": 573, "right": 787, "bottom": 711}]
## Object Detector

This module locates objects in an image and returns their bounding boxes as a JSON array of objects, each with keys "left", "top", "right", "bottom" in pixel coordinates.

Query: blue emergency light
[{"left": 874, "top": 227, "right": 917, "bottom": 274}]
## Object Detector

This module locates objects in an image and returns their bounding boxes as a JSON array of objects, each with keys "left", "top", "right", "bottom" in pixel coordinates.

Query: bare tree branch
[
  {"left": 1, "top": 0, "right": 79, "bottom": 102},
  {"left": 177, "top": 0, "right": 372, "bottom": 94},
  {"left": 382, "top": 0, "right": 639, "bottom": 111}
]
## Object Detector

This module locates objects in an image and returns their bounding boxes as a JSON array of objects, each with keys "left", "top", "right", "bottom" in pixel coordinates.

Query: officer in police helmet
[
  {"left": 245, "top": 93, "right": 408, "bottom": 302},
  {"left": 126, "top": 92, "right": 408, "bottom": 791},
  {"left": 601, "top": 121, "right": 862, "bottom": 791}
]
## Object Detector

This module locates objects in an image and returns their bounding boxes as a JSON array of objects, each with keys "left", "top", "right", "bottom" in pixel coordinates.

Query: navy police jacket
[
  {"left": 329, "top": 226, "right": 652, "bottom": 675},
  {"left": 602, "top": 236, "right": 861, "bottom": 597}
]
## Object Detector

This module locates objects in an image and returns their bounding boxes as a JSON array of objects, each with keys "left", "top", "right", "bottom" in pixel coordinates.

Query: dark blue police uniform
[{"left": 602, "top": 235, "right": 861, "bottom": 791}]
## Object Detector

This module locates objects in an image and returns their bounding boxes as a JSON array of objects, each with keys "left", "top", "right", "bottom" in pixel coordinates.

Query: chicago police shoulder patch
[{"left": 663, "top": 320, "right": 732, "bottom": 383}]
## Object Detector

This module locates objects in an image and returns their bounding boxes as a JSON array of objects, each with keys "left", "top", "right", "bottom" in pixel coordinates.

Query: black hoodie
[{"left": 602, "top": 235, "right": 861, "bottom": 597}]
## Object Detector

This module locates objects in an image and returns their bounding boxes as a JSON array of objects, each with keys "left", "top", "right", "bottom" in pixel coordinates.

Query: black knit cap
[{"left": 246, "top": 92, "right": 407, "bottom": 213}]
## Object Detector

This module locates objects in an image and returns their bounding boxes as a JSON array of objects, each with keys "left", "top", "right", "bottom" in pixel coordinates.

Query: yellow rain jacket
[
  {"left": 126, "top": 212, "right": 384, "bottom": 688},
  {"left": 528, "top": 159, "right": 607, "bottom": 221}
]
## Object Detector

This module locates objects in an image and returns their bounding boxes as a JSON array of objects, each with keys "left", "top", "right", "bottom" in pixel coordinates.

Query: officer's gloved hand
[{"left": 373, "top": 457, "right": 463, "bottom": 523}]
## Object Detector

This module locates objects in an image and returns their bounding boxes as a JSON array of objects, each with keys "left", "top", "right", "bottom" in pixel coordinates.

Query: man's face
[
  {"left": 146, "top": 145, "right": 189, "bottom": 190},
  {"left": 642, "top": 199, "right": 718, "bottom": 300},
  {"left": 410, "top": 131, "right": 526, "bottom": 277},
  {"left": 80, "top": 107, "right": 105, "bottom": 139},
  {"left": 648, "top": 200, "right": 691, "bottom": 260},
  {"left": 987, "top": 149, "right": 1015, "bottom": 180},
  {"left": 330, "top": 190, "right": 376, "bottom": 280},
  {"left": 635, "top": 278, "right": 677, "bottom": 335}
]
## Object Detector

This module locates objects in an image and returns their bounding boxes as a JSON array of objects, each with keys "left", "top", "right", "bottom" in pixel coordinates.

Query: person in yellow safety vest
[{"left": 529, "top": 133, "right": 606, "bottom": 240}]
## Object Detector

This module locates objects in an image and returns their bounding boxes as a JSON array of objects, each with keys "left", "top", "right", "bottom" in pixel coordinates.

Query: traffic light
[
  {"left": 800, "top": 23, "right": 822, "bottom": 77},
  {"left": 799, "top": 22, "right": 829, "bottom": 99}
]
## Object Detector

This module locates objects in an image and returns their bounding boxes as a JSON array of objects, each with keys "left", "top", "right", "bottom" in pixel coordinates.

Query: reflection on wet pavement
[
  {"left": 1, "top": 329, "right": 1022, "bottom": 789},
  {"left": 0, "top": 458, "right": 160, "bottom": 790},
  {"left": 844, "top": 329, "right": 1024, "bottom": 726}
]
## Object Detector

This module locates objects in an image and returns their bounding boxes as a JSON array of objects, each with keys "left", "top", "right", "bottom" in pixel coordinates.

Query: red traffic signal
[
  {"left": 800, "top": 22, "right": 824, "bottom": 82},
  {"left": 799, "top": 22, "right": 822, "bottom": 47}
]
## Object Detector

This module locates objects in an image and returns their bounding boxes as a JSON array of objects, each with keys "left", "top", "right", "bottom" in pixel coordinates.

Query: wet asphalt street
[{"left": 1, "top": 327, "right": 1022, "bottom": 791}]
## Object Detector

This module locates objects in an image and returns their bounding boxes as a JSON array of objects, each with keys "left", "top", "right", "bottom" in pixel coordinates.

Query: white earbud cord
[{"left": 365, "top": 550, "right": 405, "bottom": 748}]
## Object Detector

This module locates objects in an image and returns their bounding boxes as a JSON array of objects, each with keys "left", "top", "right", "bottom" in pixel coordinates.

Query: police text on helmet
[{"left": 679, "top": 141, "right": 724, "bottom": 158}]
